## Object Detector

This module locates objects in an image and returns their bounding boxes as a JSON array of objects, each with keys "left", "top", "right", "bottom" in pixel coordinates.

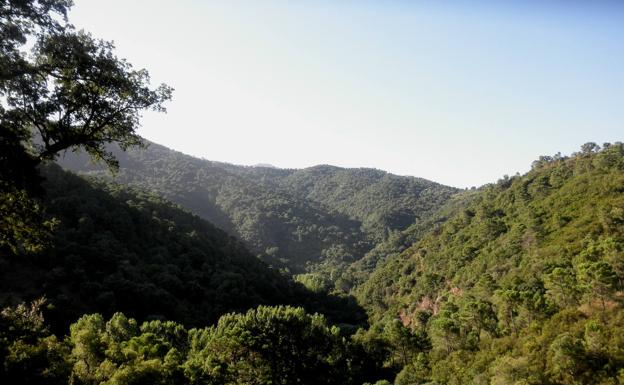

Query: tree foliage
[
  {"left": 1, "top": 302, "right": 384, "bottom": 385},
  {"left": 1, "top": 0, "right": 171, "bottom": 171},
  {"left": 355, "top": 142, "right": 624, "bottom": 384},
  {"left": 0, "top": 0, "right": 171, "bottom": 254}
]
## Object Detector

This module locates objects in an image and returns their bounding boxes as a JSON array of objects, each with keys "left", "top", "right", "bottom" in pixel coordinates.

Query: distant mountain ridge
[
  {"left": 253, "top": 163, "right": 278, "bottom": 168},
  {"left": 58, "top": 140, "right": 458, "bottom": 275}
]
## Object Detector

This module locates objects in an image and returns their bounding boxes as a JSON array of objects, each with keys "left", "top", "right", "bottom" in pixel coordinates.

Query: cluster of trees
[
  {"left": 354, "top": 142, "right": 624, "bottom": 384},
  {"left": 0, "top": 301, "right": 389, "bottom": 385},
  {"left": 58, "top": 141, "right": 457, "bottom": 278}
]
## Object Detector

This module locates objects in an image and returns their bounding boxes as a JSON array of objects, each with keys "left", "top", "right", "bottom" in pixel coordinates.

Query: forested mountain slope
[
  {"left": 237, "top": 163, "right": 457, "bottom": 243},
  {"left": 58, "top": 141, "right": 457, "bottom": 273},
  {"left": 342, "top": 189, "right": 480, "bottom": 288},
  {"left": 354, "top": 142, "right": 624, "bottom": 384},
  {"left": 0, "top": 165, "right": 365, "bottom": 333},
  {"left": 8, "top": 143, "right": 624, "bottom": 385},
  {"left": 0, "top": 164, "right": 290, "bottom": 330}
]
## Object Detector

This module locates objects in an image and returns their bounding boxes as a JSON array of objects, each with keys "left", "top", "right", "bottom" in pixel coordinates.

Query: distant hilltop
[{"left": 253, "top": 163, "right": 278, "bottom": 169}]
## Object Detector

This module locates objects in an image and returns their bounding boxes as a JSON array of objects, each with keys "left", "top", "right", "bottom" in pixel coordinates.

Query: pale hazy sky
[{"left": 70, "top": 0, "right": 624, "bottom": 188}]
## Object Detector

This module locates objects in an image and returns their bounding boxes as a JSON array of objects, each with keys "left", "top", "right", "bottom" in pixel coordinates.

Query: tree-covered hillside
[
  {"left": 280, "top": 165, "right": 456, "bottom": 243},
  {"left": 354, "top": 142, "right": 624, "bottom": 384},
  {"left": 58, "top": 142, "right": 457, "bottom": 274},
  {"left": 7, "top": 143, "right": 624, "bottom": 385},
  {"left": 0, "top": 164, "right": 289, "bottom": 330},
  {"left": 342, "top": 189, "right": 480, "bottom": 289},
  {"left": 0, "top": 165, "right": 366, "bottom": 333}
]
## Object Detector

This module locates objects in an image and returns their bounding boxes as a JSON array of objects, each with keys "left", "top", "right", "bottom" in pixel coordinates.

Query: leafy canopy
[
  {"left": 1, "top": 0, "right": 172, "bottom": 172},
  {"left": 0, "top": 0, "right": 171, "bottom": 254}
]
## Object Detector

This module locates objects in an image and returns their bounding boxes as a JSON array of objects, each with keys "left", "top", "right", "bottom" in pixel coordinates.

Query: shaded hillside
[
  {"left": 0, "top": 165, "right": 366, "bottom": 332},
  {"left": 279, "top": 165, "right": 456, "bottom": 243},
  {"left": 354, "top": 142, "right": 624, "bottom": 384},
  {"left": 58, "top": 141, "right": 457, "bottom": 273}
]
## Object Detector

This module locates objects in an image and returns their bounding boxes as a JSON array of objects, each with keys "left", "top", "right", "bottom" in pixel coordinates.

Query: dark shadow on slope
[{"left": 0, "top": 164, "right": 367, "bottom": 333}]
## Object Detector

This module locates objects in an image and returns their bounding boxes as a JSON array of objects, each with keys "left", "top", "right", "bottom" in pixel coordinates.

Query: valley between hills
[
  {"left": 2, "top": 1, "right": 624, "bottom": 383},
  {"left": 4, "top": 139, "right": 624, "bottom": 384}
]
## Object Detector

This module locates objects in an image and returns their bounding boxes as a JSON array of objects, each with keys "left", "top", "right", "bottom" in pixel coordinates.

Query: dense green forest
[
  {"left": 2, "top": 1, "right": 624, "bottom": 384},
  {"left": 342, "top": 188, "right": 480, "bottom": 290},
  {"left": 58, "top": 142, "right": 457, "bottom": 276},
  {"left": 5, "top": 144, "right": 624, "bottom": 385},
  {"left": 1, "top": 165, "right": 366, "bottom": 331},
  {"left": 355, "top": 142, "right": 624, "bottom": 384},
  {"left": 1, "top": 300, "right": 395, "bottom": 385}
]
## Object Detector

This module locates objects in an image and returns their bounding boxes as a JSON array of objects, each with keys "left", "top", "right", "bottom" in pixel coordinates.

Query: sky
[{"left": 69, "top": 0, "right": 624, "bottom": 188}]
